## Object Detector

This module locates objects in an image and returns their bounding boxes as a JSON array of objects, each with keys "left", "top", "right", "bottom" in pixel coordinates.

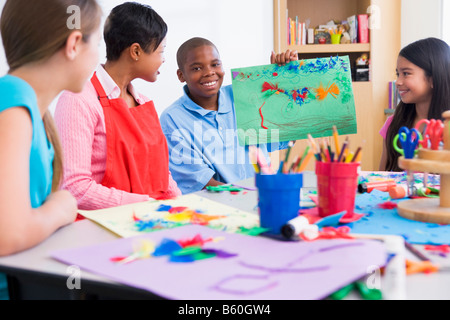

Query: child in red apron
[{"left": 55, "top": 3, "right": 181, "bottom": 211}]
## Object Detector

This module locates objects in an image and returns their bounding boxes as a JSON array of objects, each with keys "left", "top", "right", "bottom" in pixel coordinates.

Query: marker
[
  {"left": 358, "top": 180, "right": 397, "bottom": 193},
  {"left": 281, "top": 141, "right": 295, "bottom": 173}
]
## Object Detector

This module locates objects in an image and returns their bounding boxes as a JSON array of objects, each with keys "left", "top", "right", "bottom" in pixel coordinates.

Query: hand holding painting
[{"left": 270, "top": 50, "right": 298, "bottom": 66}]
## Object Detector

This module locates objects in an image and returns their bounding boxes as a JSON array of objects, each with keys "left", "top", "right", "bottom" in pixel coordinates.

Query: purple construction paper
[{"left": 51, "top": 225, "right": 386, "bottom": 300}]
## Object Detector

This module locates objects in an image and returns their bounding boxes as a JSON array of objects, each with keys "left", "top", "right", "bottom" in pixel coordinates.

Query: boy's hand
[{"left": 270, "top": 50, "right": 298, "bottom": 66}]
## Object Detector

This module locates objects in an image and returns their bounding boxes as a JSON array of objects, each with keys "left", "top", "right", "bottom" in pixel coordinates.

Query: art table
[{"left": 0, "top": 172, "right": 450, "bottom": 300}]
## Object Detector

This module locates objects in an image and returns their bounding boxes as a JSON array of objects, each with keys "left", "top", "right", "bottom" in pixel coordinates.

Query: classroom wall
[
  {"left": 443, "top": 0, "right": 450, "bottom": 45},
  {"left": 0, "top": 0, "right": 274, "bottom": 115},
  {"left": 401, "top": 0, "right": 443, "bottom": 48},
  {"left": 0, "top": 0, "right": 447, "bottom": 114}
]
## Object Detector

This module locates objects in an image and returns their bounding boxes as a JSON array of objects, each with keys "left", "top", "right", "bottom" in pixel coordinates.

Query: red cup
[{"left": 315, "top": 161, "right": 360, "bottom": 219}]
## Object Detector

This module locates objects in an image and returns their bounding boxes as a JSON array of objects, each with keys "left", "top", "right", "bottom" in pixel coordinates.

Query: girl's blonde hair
[{"left": 1, "top": 0, "right": 102, "bottom": 191}]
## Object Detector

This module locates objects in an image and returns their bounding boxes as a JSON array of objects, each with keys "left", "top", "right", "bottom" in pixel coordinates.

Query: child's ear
[
  {"left": 177, "top": 69, "right": 186, "bottom": 83},
  {"left": 129, "top": 43, "right": 142, "bottom": 62},
  {"left": 64, "top": 31, "right": 84, "bottom": 60}
]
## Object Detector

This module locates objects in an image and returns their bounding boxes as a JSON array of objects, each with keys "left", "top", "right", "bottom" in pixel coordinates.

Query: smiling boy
[{"left": 160, "top": 37, "right": 296, "bottom": 194}]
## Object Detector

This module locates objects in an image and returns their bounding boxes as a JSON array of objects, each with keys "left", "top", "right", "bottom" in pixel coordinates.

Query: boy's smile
[{"left": 177, "top": 44, "right": 225, "bottom": 110}]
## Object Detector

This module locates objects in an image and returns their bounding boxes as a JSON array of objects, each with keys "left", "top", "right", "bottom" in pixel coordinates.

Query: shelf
[
  {"left": 353, "top": 81, "right": 372, "bottom": 88},
  {"left": 288, "top": 43, "right": 370, "bottom": 53},
  {"left": 274, "top": 0, "right": 402, "bottom": 171}
]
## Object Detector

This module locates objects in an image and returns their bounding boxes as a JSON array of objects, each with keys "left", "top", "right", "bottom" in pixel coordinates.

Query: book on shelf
[
  {"left": 347, "top": 15, "right": 358, "bottom": 44},
  {"left": 388, "top": 80, "right": 401, "bottom": 109},
  {"left": 357, "top": 14, "right": 369, "bottom": 44},
  {"left": 287, "top": 15, "right": 307, "bottom": 45}
]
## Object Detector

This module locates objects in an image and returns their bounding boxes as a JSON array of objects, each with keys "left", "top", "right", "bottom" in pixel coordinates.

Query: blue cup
[{"left": 255, "top": 173, "right": 303, "bottom": 234}]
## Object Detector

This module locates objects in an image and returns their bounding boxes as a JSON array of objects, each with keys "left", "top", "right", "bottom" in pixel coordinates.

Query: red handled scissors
[{"left": 415, "top": 119, "right": 443, "bottom": 150}]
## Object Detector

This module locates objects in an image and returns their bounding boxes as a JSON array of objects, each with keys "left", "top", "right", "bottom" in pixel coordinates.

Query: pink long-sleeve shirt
[{"left": 54, "top": 66, "right": 181, "bottom": 210}]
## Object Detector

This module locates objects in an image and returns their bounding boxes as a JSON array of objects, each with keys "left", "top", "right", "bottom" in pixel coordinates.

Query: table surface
[{"left": 1, "top": 172, "right": 450, "bottom": 300}]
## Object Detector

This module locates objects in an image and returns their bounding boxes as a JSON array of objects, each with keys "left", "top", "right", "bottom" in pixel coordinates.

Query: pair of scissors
[
  {"left": 393, "top": 127, "right": 422, "bottom": 159},
  {"left": 415, "top": 119, "right": 444, "bottom": 150}
]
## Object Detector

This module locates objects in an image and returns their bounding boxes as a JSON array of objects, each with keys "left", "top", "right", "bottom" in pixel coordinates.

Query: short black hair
[
  {"left": 176, "top": 37, "right": 218, "bottom": 70},
  {"left": 104, "top": 2, "right": 168, "bottom": 61}
]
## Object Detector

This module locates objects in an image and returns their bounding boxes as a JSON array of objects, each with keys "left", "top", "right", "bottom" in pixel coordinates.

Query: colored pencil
[
  {"left": 297, "top": 150, "right": 314, "bottom": 172},
  {"left": 337, "top": 137, "right": 349, "bottom": 162},
  {"left": 332, "top": 125, "right": 340, "bottom": 157},
  {"left": 296, "top": 146, "right": 310, "bottom": 171},
  {"left": 351, "top": 140, "right": 366, "bottom": 162},
  {"left": 308, "top": 134, "right": 321, "bottom": 161}
]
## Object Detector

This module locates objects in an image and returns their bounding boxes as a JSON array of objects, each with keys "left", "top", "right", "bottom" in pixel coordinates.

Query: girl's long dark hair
[{"left": 385, "top": 38, "right": 450, "bottom": 171}]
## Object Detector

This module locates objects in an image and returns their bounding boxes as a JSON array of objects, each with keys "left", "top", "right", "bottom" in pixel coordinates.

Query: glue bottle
[
  {"left": 388, "top": 183, "right": 425, "bottom": 199},
  {"left": 281, "top": 215, "right": 311, "bottom": 239}
]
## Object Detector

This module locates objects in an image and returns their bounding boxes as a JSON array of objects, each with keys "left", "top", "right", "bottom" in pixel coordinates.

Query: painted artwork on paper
[
  {"left": 231, "top": 56, "right": 357, "bottom": 145},
  {"left": 79, "top": 194, "right": 260, "bottom": 238}
]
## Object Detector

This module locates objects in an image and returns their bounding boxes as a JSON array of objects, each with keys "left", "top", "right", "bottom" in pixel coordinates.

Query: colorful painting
[
  {"left": 79, "top": 194, "right": 260, "bottom": 238},
  {"left": 231, "top": 56, "right": 357, "bottom": 145}
]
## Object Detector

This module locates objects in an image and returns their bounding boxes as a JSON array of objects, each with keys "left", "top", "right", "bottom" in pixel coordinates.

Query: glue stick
[{"left": 281, "top": 215, "right": 310, "bottom": 239}]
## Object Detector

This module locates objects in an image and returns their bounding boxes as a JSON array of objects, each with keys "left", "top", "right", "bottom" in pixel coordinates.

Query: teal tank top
[{"left": 0, "top": 75, "right": 54, "bottom": 208}]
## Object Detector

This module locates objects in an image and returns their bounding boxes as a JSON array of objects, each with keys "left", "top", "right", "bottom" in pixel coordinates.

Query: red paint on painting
[{"left": 259, "top": 102, "right": 268, "bottom": 129}]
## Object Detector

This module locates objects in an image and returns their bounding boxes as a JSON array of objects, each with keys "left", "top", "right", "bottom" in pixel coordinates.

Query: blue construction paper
[
  {"left": 315, "top": 211, "right": 346, "bottom": 228},
  {"left": 347, "top": 190, "right": 450, "bottom": 245},
  {"left": 152, "top": 238, "right": 183, "bottom": 257}
]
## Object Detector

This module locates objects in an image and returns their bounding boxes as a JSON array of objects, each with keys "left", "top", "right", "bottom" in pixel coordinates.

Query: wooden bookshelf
[
  {"left": 273, "top": 0, "right": 401, "bottom": 171},
  {"left": 287, "top": 43, "right": 370, "bottom": 54}
]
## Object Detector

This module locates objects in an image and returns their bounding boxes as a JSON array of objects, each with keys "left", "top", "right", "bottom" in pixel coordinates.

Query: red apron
[{"left": 91, "top": 73, "right": 169, "bottom": 198}]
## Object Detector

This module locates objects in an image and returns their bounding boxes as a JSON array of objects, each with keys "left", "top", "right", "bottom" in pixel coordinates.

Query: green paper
[
  {"left": 329, "top": 283, "right": 355, "bottom": 300},
  {"left": 231, "top": 56, "right": 357, "bottom": 145},
  {"left": 237, "top": 226, "right": 270, "bottom": 236},
  {"left": 206, "top": 185, "right": 243, "bottom": 192},
  {"left": 172, "top": 246, "right": 203, "bottom": 256},
  {"left": 191, "top": 251, "right": 217, "bottom": 261}
]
